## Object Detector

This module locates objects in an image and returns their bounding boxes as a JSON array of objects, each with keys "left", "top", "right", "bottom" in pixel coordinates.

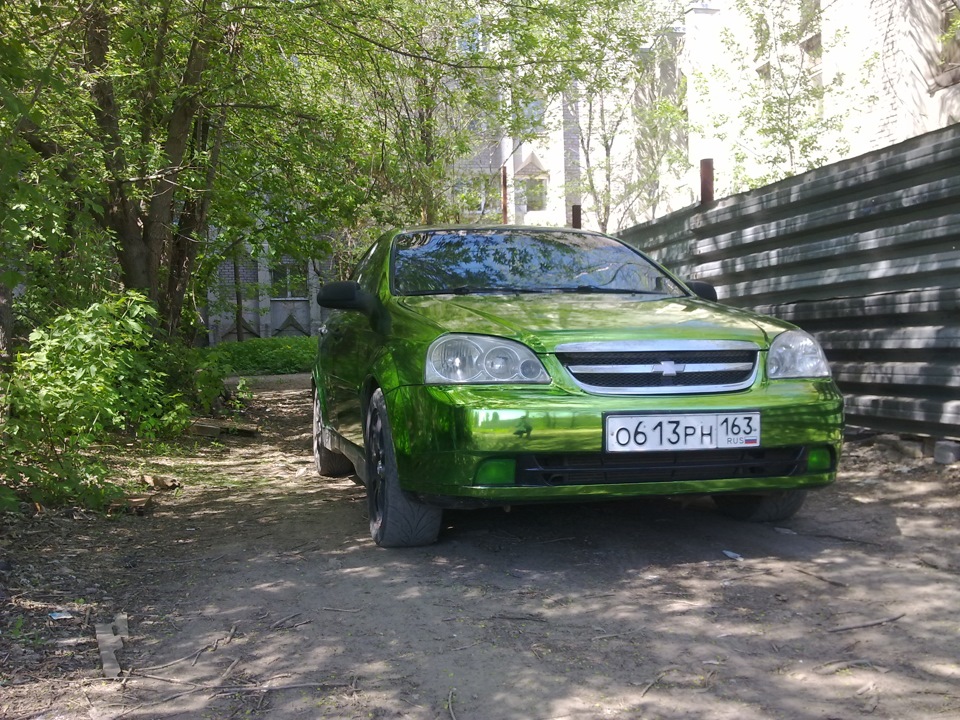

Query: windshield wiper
[
  {"left": 403, "top": 286, "right": 664, "bottom": 296},
  {"left": 402, "top": 286, "right": 545, "bottom": 296},
  {"left": 443, "top": 286, "right": 547, "bottom": 295},
  {"left": 543, "top": 285, "right": 664, "bottom": 295}
]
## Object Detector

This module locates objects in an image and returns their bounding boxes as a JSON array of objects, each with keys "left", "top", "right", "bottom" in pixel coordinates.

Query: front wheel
[
  {"left": 712, "top": 489, "right": 807, "bottom": 522},
  {"left": 313, "top": 387, "right": 354, "bottom": 477},
  {"left": 365, "top": 388, "right": 442, "bottom": 547}
]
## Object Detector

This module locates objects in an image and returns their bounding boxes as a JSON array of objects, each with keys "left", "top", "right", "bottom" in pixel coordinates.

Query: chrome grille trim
[
  {"left": 555, "top": 340, "right": 758, "bottom": 353},
  {"left": 567, "top": 362, "right": 755, "bottom": 375},
  {"left": 555, "top": 340, "right": 760, "bottom": 395}
]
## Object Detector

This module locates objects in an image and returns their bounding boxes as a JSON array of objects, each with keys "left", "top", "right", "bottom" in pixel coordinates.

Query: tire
[
  {"left": 365, "top": 388, "right": 442, "bottom": 547},
  {"left": 712, "top": 489, "right": 807, "bottom": 523},
  {"left": 313, "top": 386, "right": 354, "bottom": 477}
]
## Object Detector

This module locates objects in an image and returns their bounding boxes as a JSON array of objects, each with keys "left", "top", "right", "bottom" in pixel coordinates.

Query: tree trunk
[
  {"left": 160, "top": 19, "right": 241, "bottom": 337},
  {"left": 162, "top": 106, "right": 226, "bottom": 337},
  {"left": 0, "top": 280, "right": 12, "bottom": 370},
  {"left": 142, "top": 28, "right": 210, "bottom": 308},
  {"left": 233, "top": 254, "right": 245, "bottom": 343},
  {"left": 0, "top": 279, "right": 12, "bottom": 427},
  {"left": 82, "top": 3, "right": 211, "bottom": 308},
  {"left": 83, "top": 4, "right": 154, "bottom": 297}
]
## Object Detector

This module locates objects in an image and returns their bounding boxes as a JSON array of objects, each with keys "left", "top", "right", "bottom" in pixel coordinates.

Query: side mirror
[
  {"left": 316, "top": 281, "right": 377, "bottom": 315},
  {"left": 317, "top": 281, "right": 389, "bottom": 334},
  {"left": 685, "top": 280, "right": 718, "bottom": 302}
]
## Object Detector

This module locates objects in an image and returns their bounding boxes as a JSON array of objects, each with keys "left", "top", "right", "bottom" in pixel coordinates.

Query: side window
[{"left": 351, "top": 239, "right": 387, "bottom": 293}]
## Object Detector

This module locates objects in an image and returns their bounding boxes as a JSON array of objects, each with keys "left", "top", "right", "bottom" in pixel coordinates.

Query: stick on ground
[
  {"left": 448, "top": 687, "right": 458, "bottom": 720},
  {"left": 828, "top": 613, "right": 905, "bottom": 633}
]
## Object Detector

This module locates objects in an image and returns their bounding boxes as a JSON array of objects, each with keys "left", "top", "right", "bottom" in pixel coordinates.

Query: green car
[{"left": 313, "top": 226, "right": 843, "bottom": 547}]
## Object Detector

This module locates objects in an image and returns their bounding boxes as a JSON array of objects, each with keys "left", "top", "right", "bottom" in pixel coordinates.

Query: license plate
[{"left": 605, "top": 413, "right": 761, "bottom": 452}]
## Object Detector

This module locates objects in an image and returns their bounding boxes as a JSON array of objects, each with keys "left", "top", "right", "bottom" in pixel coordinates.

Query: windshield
[{"left": 392, "top": 229, "right": 686, "bottom": 297}]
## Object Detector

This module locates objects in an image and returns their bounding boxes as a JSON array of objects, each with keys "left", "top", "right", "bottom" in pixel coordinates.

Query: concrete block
[{"left": 934, "top": 441, "right": 960, "bottom": 465}]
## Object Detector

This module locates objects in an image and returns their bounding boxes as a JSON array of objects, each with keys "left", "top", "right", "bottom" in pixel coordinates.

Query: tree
[
  {"left": 1, "top": 5, "right": 115, "bottom": 363},
  {"left": 2, "top": 0, "right": 665, "bottom": 357},
  {"left": 704, "top": 0, "right": 848, "bottom": 190},
  {"left": 627, "top": 36, "right": 690, "bottom": 226},
  {"left": 562, "top": 0, "right": 688, "bottom": 233},
  {"left": 345, "top": 0, "right": 607, "bottom": 226},
  {"left": 1, "top": 1, "right": 381, "bottom": 340}
]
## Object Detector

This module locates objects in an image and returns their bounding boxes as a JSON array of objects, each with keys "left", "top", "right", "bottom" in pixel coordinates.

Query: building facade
[{"left": 684, "top": 0, "right": 960, "bottom": 198}]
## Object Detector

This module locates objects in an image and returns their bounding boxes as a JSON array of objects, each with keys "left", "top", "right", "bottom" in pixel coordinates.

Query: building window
[
  {"left": 942, "top": 1, "right": 960, "bottom": 74},
  {"left": 931, "top": 0, "right": 960, "bottom": 89},
  {"left": 799, "top": 0, "right": 821, "bottom": 39},
  {"left": 755, "top": 61, "right": 772, "bottom": 89},
  {"left": 271, "top": 260, "right": 307, "bottom": 299},
  {"left": 800, "top": 32, "right": 822, "bottom": 72},
  {"left": 520, "top": 178, "right": 547, "bottom": 212}
]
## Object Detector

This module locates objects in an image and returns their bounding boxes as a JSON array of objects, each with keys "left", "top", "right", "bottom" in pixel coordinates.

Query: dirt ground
[{"left": 2, "top": 375, "right": 959, "bottom": 720}]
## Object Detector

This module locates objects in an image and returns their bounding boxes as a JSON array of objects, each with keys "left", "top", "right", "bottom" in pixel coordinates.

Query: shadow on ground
[{"left": 2, "top": 379, "right": 958, "bottom": 719}]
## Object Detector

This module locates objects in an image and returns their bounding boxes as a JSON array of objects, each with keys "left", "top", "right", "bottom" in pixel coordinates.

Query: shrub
[
  {"left": 202, "top": 335, "right": 316, "bottom": 376},
  {"left": 0, "top": 291, "right": 225, "bottom": 511}
]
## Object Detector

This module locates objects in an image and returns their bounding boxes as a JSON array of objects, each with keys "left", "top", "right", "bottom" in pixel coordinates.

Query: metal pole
[
  {"left": 501, "top": 166, "right": 509, "bottom": 224},
  {"left": 700, "top": 158, "right": 714, "bottom": 206}
]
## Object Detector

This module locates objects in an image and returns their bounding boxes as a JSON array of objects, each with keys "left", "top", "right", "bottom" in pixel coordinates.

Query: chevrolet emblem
[{"left": 655, "top": 360, "right": 685, "bottom": 376}]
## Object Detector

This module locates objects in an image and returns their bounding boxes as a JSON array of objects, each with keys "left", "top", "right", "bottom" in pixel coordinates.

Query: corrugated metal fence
[{"left": 619, "top": 124, "right": 960, "bottom": 440}]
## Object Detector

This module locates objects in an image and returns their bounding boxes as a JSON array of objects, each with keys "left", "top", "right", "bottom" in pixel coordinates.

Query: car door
[{"left": 319, "top": 239, "right": 388, "bottom": 446}]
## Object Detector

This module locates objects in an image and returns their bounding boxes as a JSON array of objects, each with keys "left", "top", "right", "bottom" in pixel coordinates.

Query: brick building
[{"left": 206, "top": 253, "right": 330, "bottom": 345}]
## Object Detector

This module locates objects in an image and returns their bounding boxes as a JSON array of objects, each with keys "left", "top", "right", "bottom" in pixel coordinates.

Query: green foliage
[
  {"left": 13, "top": 292, "right": 192, "bottom": 436},
  {"left": 203, "top": 336, "right": 316, "bottom": 376},
  {"left": 3, "top": 0, "right": 624, "bottom": 345},
  {"left": 0, "top": 292, "right": 225, "bottom": 511},
  {"left": 941, "top": 4, "right": 960, "bottom": 68},
  {"left": 227, "top": 377, "right": 254, "bottom": 413}
]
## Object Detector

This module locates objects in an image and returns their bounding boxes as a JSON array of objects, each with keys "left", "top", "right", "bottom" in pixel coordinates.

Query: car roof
[{"left": 389, "top": 225, "right": 607, "bottom": 236}]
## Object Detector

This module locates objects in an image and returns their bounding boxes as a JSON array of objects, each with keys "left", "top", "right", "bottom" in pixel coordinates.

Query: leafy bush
[
  {"left": 0, "top": 291, "right": 225, "bottom": 511},
  {"left": 202, "top": 335, "right": 316, "bottom": 376}
]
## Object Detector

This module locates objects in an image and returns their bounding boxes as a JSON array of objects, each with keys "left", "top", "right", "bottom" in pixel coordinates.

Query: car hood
[{"left": 396, "top": 294, "right": 792, "bottom": 352}]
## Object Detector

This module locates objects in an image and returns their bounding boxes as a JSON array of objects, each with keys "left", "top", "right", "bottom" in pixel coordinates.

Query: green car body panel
[{"left": 313, "top": 226, "right": 844, "bottom": 542}]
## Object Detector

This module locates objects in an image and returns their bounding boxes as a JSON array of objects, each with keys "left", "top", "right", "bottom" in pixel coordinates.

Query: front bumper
[{"left": 384, "top": 380, "right": 844, "bottom": 506}]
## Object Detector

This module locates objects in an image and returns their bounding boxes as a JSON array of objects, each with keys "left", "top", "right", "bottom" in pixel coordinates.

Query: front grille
[
  {"left": 576, "top": 369, "right": 753, "bottom": 389},
  {"left": 557, "top": 350, "right": 752, "bottom": 366},
  {"left": 515, "top": 447, "right": 809, "bottom": 486},
  {"left": 555, "top": 341, "right": 759, "bottom": 395}
]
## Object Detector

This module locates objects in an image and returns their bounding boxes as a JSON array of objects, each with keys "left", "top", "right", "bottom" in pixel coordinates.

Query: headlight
[
  {"left": 767, "top": 330, "right": 831, "bottom": 379},
  {"left": 425, "top": 334, "right": 550, "bottom": 384}
]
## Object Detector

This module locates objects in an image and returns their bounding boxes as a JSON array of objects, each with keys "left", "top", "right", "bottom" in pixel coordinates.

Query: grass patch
[{"left": 201, "top": 336, "right": 316, "bottom": 376}]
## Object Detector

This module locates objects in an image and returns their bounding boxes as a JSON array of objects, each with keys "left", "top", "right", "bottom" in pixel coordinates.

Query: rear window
[{"left": 392, "top": 229, "right": 684, "bottom": 297}]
